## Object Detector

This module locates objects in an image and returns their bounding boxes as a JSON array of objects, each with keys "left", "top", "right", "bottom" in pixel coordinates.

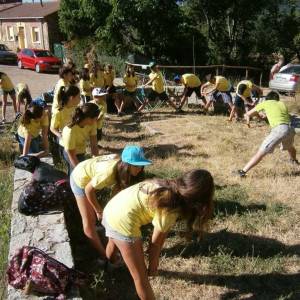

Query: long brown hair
[
  {"left": 114, "top": 161, "right": 144, "bottom": 192},
  {"left": 147, "top": 169, "right": 214, "bottom": 238},
  {"left": 21, "top": 104, "right": 44, "bottom": 125},
  {"left": 68, "top": 102, "right": 100, "bottom": 127}
]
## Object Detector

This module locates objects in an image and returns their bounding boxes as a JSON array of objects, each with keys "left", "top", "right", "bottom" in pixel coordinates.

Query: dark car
[
  {"left": 0, "top": 44, "right": 17, "bottom": 64},
  {"left": 17, "top": 48, "right": 62, "bottom": 73}
]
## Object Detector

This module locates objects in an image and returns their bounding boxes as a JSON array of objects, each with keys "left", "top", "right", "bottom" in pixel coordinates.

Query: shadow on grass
[
  {"left": 101, "top": 144, "right": 204, "bottom": 159},
  {"left": 163, "top": 229, "right": 300, "bottom": 259},
  {"left": 159, "top": 270, "right": 300, "bottom": 300}
]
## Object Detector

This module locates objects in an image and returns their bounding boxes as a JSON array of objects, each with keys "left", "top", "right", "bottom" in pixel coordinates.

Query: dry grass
[{"left": 74, "top": 99, "right": 300, "bottom": 300}]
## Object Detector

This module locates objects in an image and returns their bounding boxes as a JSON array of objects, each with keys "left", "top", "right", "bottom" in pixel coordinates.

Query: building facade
[{"left": 0, "top": 1, "right": 63, "bottom": 51}]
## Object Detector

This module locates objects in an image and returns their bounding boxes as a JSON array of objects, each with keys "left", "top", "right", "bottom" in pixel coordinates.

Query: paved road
[
  {"left": 0, "top": 64, "right": 58, "bottom": 122},
  {"left": 0, "top": 64, "right": 58, "bottom": 98}
]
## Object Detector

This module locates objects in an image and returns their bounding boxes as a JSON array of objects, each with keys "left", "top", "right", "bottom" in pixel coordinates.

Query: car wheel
[
  {"left": 18, "top": 60, "right": 23, "bottom": 69},
  {"left": 35, "top": 64, "right": 41, "bottom": 73}
]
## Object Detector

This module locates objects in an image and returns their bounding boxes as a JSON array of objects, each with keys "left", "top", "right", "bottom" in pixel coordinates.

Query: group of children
[{"left": 0, "top": 58, "right": 299, "bottom": 300}]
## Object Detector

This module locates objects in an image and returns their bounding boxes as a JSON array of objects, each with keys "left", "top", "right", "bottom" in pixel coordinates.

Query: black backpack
[
  {"left": 33, "top": 162, "right": 67, "bottom": 183},
  {"left": 18, "top": 179, "right": 75, "bottom": 216},
  {"left": 14, "top": 155, "right": 40, "bottom": 173}
]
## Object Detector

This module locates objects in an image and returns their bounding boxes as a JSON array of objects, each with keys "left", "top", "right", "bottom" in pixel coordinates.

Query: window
[
  {"left": 6, "top": 26, "right": 14, "bottom": 41},
  {"left": 31, "top": 27, "right": 40, "bottom": 43}
]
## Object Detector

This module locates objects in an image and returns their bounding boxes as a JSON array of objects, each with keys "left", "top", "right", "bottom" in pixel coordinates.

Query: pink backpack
[{"left": 7, "top": 246, "right": 86, "bottom": 299}]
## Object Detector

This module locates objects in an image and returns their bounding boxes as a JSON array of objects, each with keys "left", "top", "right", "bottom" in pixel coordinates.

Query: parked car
[
  {"left": 0, "top": 44, "right": 17, "bottom": 64},
  {"left": 269, "top": 65, "right": 300, "bottom": 94},
  {"left": 17, "top": 48, "right": 62, "bottom": 73}
]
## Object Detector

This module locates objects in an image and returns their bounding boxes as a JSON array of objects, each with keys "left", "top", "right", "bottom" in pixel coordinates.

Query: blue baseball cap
[
  {"left": 121, "top": 145, "right": 152, "bottom": 166},
  {"left": 174, "top": 75, "right": 181, "bottom": 82}
]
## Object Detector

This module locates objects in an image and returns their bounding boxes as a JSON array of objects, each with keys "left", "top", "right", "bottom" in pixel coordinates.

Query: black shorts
[
  {"left": 185, "top": 86, "right": 201, "bottom": 98},
  {"left": 1, "top": 88, "right": 16, "bottom": 97},
  {"left": 106, "top": 85, "right": 117, "bottom": 94},
  {"left": 148, "top": 90, "right": 169, "bottom": 102},
  {"left": 124, "top": 90, "right": 137, "bottom": 97},
  {"left": 234, "top": 95, "right": 252, "bottom": 109}
]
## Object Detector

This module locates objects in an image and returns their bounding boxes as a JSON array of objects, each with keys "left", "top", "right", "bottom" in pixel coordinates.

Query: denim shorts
[
  {"left": 70, "top": 175, "right": 86, "bottom": 197},
  {"left": 102, "top": 214, "right": 139, "bottom": 243}
]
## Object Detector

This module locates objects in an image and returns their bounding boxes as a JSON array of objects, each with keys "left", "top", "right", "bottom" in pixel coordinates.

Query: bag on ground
[
  {"left": 18, "top": 179, "right": 74, "bottom": 216},
  {"left": 7, "top": 246, "right": 86, "bottom": 299},
  {"left": 33, "top": 162, "right": 67, "bottom": 183},
  {"left": 14, "top": 155, "right": 40, "bottom": 173}
]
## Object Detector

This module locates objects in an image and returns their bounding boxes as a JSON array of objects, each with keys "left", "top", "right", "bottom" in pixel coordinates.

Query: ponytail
[
  {"left": 58, "top": 85, "right": 80, "bottom": 110},
  {"left": 21, "top": 103, "right": 43, "bottom": 125},
  {"left": 68, "top": 102, "right": 100, "bottom": 127}
]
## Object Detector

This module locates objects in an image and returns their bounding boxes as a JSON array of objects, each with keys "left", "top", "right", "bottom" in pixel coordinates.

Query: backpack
[
  {"left": 33, "top": 162, "right": 67, "bottom": 183},
  {"left": 14, "top": 155, "right": 40, "bottom": 173},
  {"left": 18, "top": 179, "right": 75, "bottom": 216},
  {"left": 7, "top": 246, "right": 86, "bottom": 299}
]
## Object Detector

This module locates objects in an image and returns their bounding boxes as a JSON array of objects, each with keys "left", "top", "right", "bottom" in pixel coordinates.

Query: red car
[{"left": 17, "top": 48, "right": 62, "bottom": 73}]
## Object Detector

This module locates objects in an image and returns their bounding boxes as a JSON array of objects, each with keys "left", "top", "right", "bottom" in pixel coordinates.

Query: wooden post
[
  {"left": 245, "top": 69, "right": 248, "bottom": 79},
  {"left": 259, "top": 72, "right": 263, "bottom": 87},
  {"left": 216, "top": 68, "right": 219, "bottom": 76}
]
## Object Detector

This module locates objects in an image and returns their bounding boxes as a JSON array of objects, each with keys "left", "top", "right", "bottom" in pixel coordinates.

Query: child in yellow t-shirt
[
  {"left": 61, "top": 102, "right": 100, "bottom": 175},
  {"left": 141, "top": 62, "right": 177, "bottom": 112},
  {"left": 50, "top": 85, "right": 81, "bottom": 158},
  {"left": 70, "top": 146, "right": 152, "bottom": 260},
  {"left": 102, "top": 169, "right": 214, "bottom": 299},
  {"left": 91, "top": 88, "right": 108, "bottom": 141},
  {"left": 16, "top": 83, "right": 32, "bottom": 115},
  {"left": 52, "top": 66, "right": 74, "bottom": 114},
  {"left": 17, "top": 102, "right": 49, "bottom": 157},
  {"left": 0, "top": 72, "right": 17, "bottom": 123},
  {"left": 79, "top": 68, "right": 92, "bottom": 103},
  {"left": 90, "top": 62, "right": 105, "bottom": 89}
]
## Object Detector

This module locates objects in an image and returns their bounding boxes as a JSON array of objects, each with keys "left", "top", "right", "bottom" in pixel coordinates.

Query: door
[{"left": 18, "top": 27, "right": 25, "bottom": 49}]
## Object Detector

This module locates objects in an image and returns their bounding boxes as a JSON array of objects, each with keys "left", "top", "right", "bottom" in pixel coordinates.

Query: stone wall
[{"left": 7, "top": 157, "right": 81, "bottom": 300}]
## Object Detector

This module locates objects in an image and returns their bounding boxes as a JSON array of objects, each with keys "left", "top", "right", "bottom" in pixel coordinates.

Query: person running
[
  {"left": 91, "top": 88, "right": 108, "bottom": 141},
  {"left": 16, "top": 83, "right": 32, "bottom": 116},
  {"left": 237, "top": 91, "right": 299, "bottom": 177},
  {"left": 140, "top": 62, "right": 177, "bottom": 112},
  {"left": 79, "top": 68, "right": 92, "bottom": 103},
  {"left": 52, "top": 66, "right": 74, "bottom": 114},
  {"left": 202, "top": 75, "right": 233, "bottom": 113},
  {"left": 0, "top": 72, "right": 17, "bottom": 123},
  {"left": 174, "top": 73, "right": 202, "bottom": 111},
  {"left": 50, "top": 85, "right": 81, "bottom": 156},
  {"left": 229, "top": 79, "right": 262, "bottom": 121},
  {"left": 102, "top": 169, "right": 214, "bottom": 300},
  {"left": 61, "top": 102, "right": 100, "bottom": 175},
  {"left": 17, "top": 102, "right": 49, "bottom": 157},
  {"left": 70, "top": 145, "right": 152, "bottom": 260}
]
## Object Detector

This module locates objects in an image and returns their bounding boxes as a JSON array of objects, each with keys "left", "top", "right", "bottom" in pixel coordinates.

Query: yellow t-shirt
[
  {"left": 103, "top": 181, "right": 179, "bottom": 237},
  {"left": 255, "top": 100, "right": 290, "bottom": 128},
  {"left": 50, "top": 106, "right": 76, "bottom": 131},
  {"left": 72, "top": 154, "right": 119, "bottom": 189},
  {"left": 149, "top": 71, "right": 164, "bottom": 94},
  {"left": 104, "top": 70, "right": 115, "bottom": 87},
  {"left": 91, "top": 98, "right": 106, "bottom": 129},
  {"left": 237, "top": 80, "right": 253, "bottom": 98},
  {"left": 181, "top": 74, "right": 201, "bottom": 88},
  {"left": 90, "top": 71, "right": 105, "bottom": 88},
  {"left": 123, "top": 74, "right": 138, "bottom": 92},
  {"left": 18, "top": 112, "right": 49, "bottom": 138},
  {"left": 215, "top": 76, "right": 230, "bottom": 92},
  {"left": 0, "top": 74, "right": 14, "bottom": 91},
  {"left": 16, "top": 83, "right": 27, "bottom": 94},
  {"left": 62, "top": 123, "right": 97, "bottom": 154},
  {"left": 52, "top": 79, "right": 69, "bottom": 114},
  {"left": 79, "top": 79, "right": 92, "bottom": 97}
]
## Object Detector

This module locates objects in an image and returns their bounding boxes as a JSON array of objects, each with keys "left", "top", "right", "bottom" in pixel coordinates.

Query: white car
[{"left": 269, "top": 64, "right": 300, "bottom": 94}]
